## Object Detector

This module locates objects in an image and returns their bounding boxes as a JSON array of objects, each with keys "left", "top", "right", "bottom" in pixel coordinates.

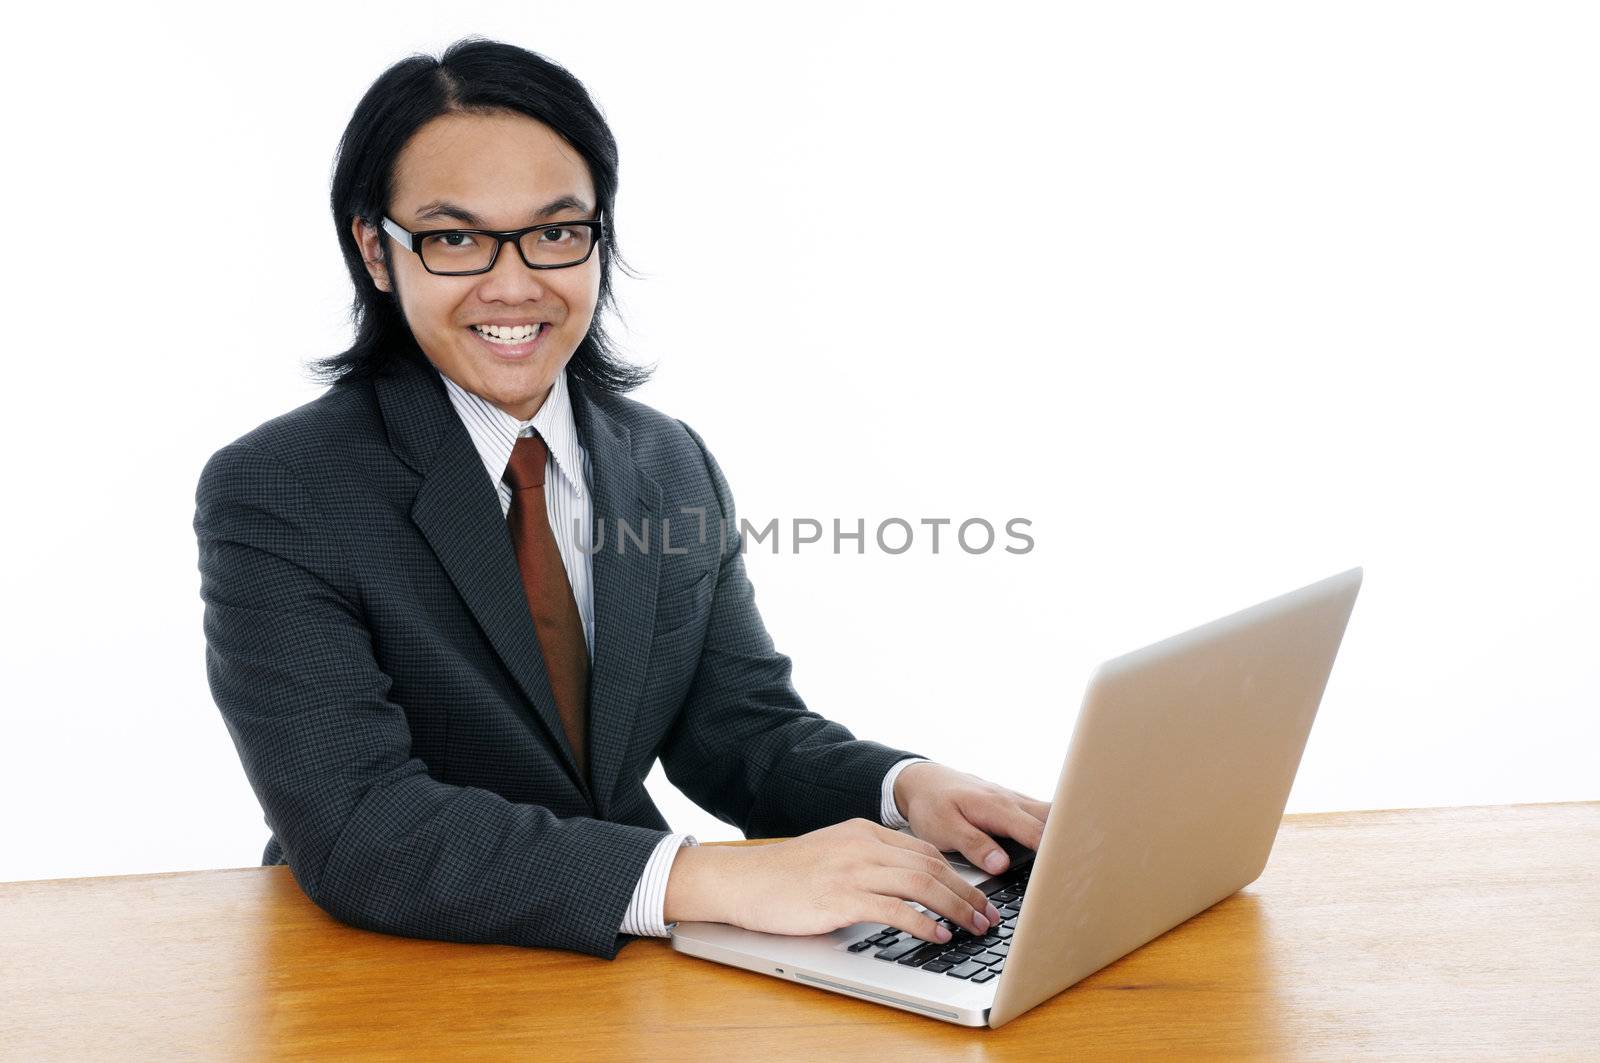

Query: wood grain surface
[{"left": 2, "top": 802, "right": 1596, "bottom": 1061}]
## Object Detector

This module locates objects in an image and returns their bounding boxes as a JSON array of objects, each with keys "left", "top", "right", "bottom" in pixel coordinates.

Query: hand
[
  {"left": 894, "top": 761, "right": 1052, "bottom": 875},
  {"left": 664, "top": 819, "right": 1003, "bottom": 944}
]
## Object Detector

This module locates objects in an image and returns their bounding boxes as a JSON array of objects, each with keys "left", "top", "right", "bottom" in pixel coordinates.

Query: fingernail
[
  {"left": 973, "top": 914, "right": 989, "bottom": 932},
  {"left": 985, "top": 851, "right": 1007, "bottom": 872},
  {"left": 986, "top": 903, "right": 1002, "bottom": 923},
  {"left": 935, "top": 925, "right": 951, "bottom": 941}
]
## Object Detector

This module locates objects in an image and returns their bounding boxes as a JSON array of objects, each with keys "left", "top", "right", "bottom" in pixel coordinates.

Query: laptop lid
[{"left": 988, "top": 567, "right": 1363, "bottom": 1026}]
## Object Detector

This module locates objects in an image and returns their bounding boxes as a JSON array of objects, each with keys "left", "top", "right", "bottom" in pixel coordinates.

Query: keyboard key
[
  {"left": 972, "top": 951, "right": 1004, "bottom": 966},
  {"left": 995, "top": 927, "right": 1014, "bottom": 939},
  {"left": 956, "top": 943, "right": 985, "bottom": 955},
  {"left": 922, "top": 960, "right": 954, "bottom": 974},
  {"left": 876, "top": 939, "right": 923, "bottom": 962},
  {"left": 945, "top": 960, "right": 986, "bottom": 979},
  {"left": 994, "top": 941, "right": 1010, "bottom": 955},
  {"left": 847, "top": 940, "right": 874, "bottom": 952},
  {"left": 898, "top": 943, "right": 948, "bottom": 967},
  {"left": 972, "top": 970, "right": 997, "bottom": 984}
]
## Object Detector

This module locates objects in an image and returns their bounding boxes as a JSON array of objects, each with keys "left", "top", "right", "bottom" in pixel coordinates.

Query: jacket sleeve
[
  {"left": 195, "top": 441, "right": 669, "bottom": 959},
  {"left": 659, "top": 423, "right": 929, "bottom": 839}
]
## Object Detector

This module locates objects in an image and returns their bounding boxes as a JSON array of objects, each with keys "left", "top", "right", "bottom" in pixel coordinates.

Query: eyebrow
[{"left": 411, "top": 195, "right": 593, "bottom": 228}]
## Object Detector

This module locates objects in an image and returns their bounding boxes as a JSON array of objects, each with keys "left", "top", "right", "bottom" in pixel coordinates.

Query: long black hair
[{"left": 311, "top": 37, "right": 652, "bottom": 393}]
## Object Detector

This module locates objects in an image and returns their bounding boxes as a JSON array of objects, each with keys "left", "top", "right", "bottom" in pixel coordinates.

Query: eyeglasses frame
[{"left": 378, "top": 213, "right": 605, "bottom": 275}]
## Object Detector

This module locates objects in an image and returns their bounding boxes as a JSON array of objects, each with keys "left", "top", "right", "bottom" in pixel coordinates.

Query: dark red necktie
[{"left": 504, "top": 431, "right": 590, "bottom": 782}]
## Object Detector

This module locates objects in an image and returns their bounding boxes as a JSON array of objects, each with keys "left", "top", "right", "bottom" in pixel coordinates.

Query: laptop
[{"left": 670, "top": 567, "right": 1364, "bottom": 1027}]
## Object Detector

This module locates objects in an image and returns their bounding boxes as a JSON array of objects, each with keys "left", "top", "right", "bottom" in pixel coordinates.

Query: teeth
[{"left": 472, "top": 323, "right": 542, "bottom": 342}]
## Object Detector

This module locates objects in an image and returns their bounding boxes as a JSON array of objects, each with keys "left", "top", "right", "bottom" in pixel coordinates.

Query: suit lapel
[
  {"left": 569, "top": 374, "right": 663, "bottom": 819},
  {"left": 374, "top": 356, "right": 590, "bottom": 802},
  {"left": 374, "top": 356, "right": 665, "bottom": 819}
]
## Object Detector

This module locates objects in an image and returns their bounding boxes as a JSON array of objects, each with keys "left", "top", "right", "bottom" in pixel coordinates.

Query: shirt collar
[{"left": 436, "top": 366, "right": 588, "bottom": 498}]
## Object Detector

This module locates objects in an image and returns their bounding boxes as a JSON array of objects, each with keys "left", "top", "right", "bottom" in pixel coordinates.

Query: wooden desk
[{"left": 2, "top": 802, "right": 1596, "bottom": 1060}]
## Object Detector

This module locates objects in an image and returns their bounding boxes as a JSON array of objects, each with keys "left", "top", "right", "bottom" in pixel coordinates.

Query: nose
[{"left": 474, "top": 235, "right": 549, "bottom": 303}]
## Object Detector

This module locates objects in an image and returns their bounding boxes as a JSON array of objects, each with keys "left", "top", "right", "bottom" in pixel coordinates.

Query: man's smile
[{"left": 466, "top": 321, "right": 548, "bottom": 359}]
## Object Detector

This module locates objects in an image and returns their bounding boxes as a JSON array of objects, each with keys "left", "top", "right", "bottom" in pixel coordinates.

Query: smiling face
[{"left": 353, "top": 109, "right": 601, "bottom": 420}]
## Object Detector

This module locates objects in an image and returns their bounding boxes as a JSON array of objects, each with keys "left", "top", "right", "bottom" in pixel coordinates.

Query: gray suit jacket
[{"left": 193, "top": 352, "right": 924, "bottom": 959}]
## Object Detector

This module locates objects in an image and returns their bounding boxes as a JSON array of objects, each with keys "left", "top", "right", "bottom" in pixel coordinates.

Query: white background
[{"left": 1, "top": 2, "right": 1595, "bottom": 883}]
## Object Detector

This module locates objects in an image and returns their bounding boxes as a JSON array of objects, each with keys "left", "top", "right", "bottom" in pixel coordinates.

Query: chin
[{"left": 478, "top": 368, "right": 559, "bottom": 414}]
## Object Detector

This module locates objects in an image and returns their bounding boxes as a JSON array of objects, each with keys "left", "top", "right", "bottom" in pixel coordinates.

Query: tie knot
[{"left": 505, "top": 432, "right": 549, "bottom": 491}]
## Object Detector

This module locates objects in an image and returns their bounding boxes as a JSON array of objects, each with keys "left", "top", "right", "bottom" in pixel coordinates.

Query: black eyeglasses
[{"left": 380, "top": 214, "right": 605, "bottom": 275}]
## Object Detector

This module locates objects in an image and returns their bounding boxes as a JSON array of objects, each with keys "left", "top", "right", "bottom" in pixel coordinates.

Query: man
[{"left": 194, "top": 39, "right": 1049, "bottom": 960}]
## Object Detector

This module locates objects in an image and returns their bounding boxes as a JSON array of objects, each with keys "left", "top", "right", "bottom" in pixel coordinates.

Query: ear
[{"left": 352, "top": 216, "right": 392, "bottom": 293}]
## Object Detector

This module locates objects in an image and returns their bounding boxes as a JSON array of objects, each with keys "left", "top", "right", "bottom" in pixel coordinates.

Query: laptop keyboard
[{"left": 844, "top": 861, "right": 1030, "bottom": 984}]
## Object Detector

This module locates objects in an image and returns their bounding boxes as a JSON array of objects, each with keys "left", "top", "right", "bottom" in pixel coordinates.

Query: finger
[
  {"left": 942, "top": 817, "right": 1019, "bottom": 876},
  {"left": 1004, "top": 800, "right": 1056, "bottom": 845},
  {"left": 1013, "top": 795, "right": 1053, "bottom": 824},
  {"left": 874, "top": 830, "right": 1000, "bottom": 927},
  {"left": 960, "top": 798, "right": 1047, "bottom": 870},
  {"left": 869, "top": 896, "right": 954, "bottom": 945},
  {"left": 866, "top": 862, "right": 994, "bottom": 938}
]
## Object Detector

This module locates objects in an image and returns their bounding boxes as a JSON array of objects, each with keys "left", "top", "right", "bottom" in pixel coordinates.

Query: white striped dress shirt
[{"left": 438, "top": 365, "right": 926, "bottom": 936}]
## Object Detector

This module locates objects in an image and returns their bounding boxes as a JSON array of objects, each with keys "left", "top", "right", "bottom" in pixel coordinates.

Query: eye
[{"left": 540, "top": 226, "right": 576, "bottom": 243}]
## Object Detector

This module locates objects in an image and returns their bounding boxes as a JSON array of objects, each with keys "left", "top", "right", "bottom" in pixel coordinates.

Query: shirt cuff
[
  {"left": 880, "top": 757, "right": 932, "bottom": 829},
  {"left": 619, "top": 832, "right": 700, "bottom": 937}
]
